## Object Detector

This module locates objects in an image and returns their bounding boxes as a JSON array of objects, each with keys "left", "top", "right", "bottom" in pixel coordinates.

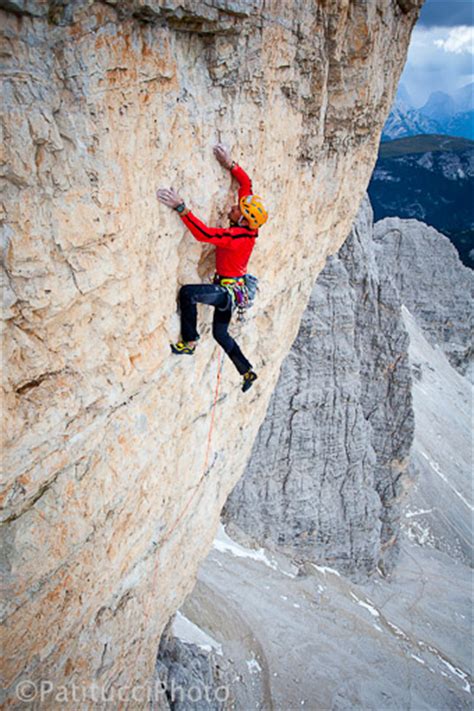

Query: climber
[{"left": 156, "top": 143, "right": 268, "bottom": 393}]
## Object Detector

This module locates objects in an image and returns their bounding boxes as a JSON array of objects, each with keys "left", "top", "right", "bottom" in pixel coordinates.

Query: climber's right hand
[
  {"left": 156, "top": 187, "right": 184, "bottom": 209},
  {"left": 213, "top": 143, "right": 233, "bottom": 170}
]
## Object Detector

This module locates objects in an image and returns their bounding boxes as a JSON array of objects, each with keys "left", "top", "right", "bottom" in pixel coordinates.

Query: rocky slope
[
  {"left": 374, "top": 217, "right": 474, "bottom": 378},
  {"left": 1, "top": 0, "right": 422, "bottom": 705},
  {"left": 223, "top": 197, "right": 415, "bottom": 578},
  {"left": 400, "top": 307, "right": 473, "bottom": 567},
  {"left": 170, "top": 516, "right": 472, "bottom": 709}
]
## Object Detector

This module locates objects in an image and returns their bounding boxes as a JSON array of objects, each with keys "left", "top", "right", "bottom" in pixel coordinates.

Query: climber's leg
[
  {"left": 178, "top": 284, "right": 229, "bottom": 342},
  {"left": 212, "top": 301, "right": 253, "bottom": 376}
]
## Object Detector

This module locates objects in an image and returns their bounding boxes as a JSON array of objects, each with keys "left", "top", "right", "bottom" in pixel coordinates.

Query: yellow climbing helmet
[{"left": 239, "top": 194, "right": 268, "bottom": 230}]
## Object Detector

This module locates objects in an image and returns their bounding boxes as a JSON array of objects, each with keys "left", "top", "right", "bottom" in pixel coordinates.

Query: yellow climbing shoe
[
  {"left": 242, "top": 370, "right": 257, "bottom": 392},
  {"left": 170, "top": 341, "right": 196, "bottom": 355}
]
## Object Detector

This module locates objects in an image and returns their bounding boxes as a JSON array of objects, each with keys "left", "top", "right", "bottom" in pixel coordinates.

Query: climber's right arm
[
  {"left": 179, "top": 210, "right": 235, "bottom": 247},
  {"left": 157, "top": 187, "right": 236, "bottom": 246}
]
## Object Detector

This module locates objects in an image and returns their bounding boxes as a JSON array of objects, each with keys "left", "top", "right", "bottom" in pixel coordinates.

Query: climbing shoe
[
  {"left": 242, "top": 370, "right": 258, "bottom": 393},
  {"left": 170, "top": 340, "right": 196, "bottom": 355}
]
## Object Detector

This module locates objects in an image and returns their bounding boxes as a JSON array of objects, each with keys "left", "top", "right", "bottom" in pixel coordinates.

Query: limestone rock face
[
  {"left": 373, "top": 218, "right": 474, "bottom": 378},
  {"left": 223, "top": 197, "right": 414, "bottom": 577},
  {"left": 1, "top": 0, "right": 421, "bottom": 703},
  {"left": 401, "top": 307, "right": 473, "bottom": 567}
]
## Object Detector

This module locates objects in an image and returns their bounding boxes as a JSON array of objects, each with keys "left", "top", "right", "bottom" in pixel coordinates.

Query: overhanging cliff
[{"left": 1, "top": 0, "right": 422, "bottom": 704}]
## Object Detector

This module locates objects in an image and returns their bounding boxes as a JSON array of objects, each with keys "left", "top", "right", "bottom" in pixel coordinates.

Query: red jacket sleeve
[
  {"left": 180, "top": 210, "right": 250, "bottom": 247},
  {"left": 231, "top": 163, "right": 253, "bottom": 200}
]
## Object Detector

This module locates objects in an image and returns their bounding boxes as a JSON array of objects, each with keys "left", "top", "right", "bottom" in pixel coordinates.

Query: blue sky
[{"left": 400, "top": 0, "right": 473, "bottom": 106}]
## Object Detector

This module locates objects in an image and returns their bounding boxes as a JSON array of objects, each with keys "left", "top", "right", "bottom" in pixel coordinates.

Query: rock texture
[
  {"left": 223, "top": 197, "right": 414, "bottom": 577},
  {"left": 1, "top": 0, "right": 421, "bottom": 704},
  {"left": 373, "top": 218, "right": 474, "bottom": 377},
  {"left": 155, "top": 618, "right": 230, "bottom": 711},
  {"left": 180, "top": 513, "right": 473, "bottom": 709}
]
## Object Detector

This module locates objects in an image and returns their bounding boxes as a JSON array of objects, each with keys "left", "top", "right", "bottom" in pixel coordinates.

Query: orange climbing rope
[
  {"left": 202, "top": 348, "right": 223, "bottom": 476},
  {"left": 143, "top": 350, "right": 224, "bottom": 620}
]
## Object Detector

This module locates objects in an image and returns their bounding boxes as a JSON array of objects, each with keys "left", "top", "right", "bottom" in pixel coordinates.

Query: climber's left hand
[
  {"left": 213, "top": 143, "right": 233, "bottom": 169},
  {"left": 156, "top": 188, "right": 184, "bottom": 209}
]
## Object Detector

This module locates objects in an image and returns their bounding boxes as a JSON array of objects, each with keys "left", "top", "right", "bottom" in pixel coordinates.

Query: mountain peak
[
  {"left": 383, "top": 84, "right": 474, "bottom": 142},
  {"left": 421, "top": 91, "right": 456, "bottom": 120}
]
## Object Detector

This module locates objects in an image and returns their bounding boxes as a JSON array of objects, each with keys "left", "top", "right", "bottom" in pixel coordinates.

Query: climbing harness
[{"left": 213, "top": 273, "right": 259, "bottom": 322}]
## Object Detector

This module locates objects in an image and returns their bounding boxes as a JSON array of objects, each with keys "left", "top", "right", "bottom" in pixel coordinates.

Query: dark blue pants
[{"left": 178, "top": 284, "right": 252, "bottom": 375}]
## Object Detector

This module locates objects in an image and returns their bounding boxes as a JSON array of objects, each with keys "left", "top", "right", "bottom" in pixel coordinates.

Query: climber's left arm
[
  {"left": 213, "top": 144, "right": 253, "bottom": 200},
  {"left": 230, "top": 162, "right": 253, "bottom": 201}
]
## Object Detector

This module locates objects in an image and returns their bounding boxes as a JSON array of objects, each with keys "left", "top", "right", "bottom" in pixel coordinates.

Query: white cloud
[
  {"left": 399, "top": 25, "right": 474, "bottom": 106},
  {"left": 434, "top": 26, "right": 474, "bottom": 54}
]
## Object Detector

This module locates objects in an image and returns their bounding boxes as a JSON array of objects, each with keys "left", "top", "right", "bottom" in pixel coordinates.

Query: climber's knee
[{"left": 179, "top": 284, "right": 193, "bottom": 304}]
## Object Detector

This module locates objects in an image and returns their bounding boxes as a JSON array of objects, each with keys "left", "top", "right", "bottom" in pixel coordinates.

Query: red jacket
[{"left": 180, "top": 163, "right": 258, "bottom": 277}]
